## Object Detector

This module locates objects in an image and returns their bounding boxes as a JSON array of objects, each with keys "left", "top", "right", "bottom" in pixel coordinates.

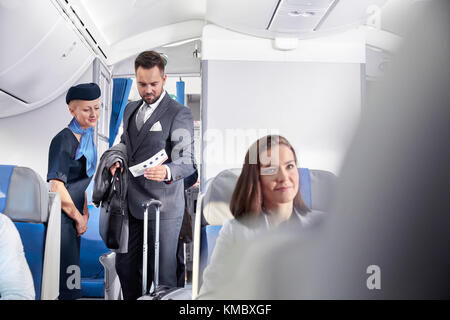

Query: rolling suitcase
[{"left": 138, "top": 199, "right": 191, "bottom": 300}]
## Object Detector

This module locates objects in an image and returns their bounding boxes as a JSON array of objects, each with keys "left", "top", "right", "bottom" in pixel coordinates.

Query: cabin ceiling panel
[
  {"left": 378, "top": 0, "right": 423, "bottom": 37},
  {"left": 79, "top": 0, "right": 206, "bottom": 46},
  {"left": 0, "top": 0, "right": 60, "bottom": 72},
  {"left": 317, "top": 0, "right": 387, "bottom": 31},
  {"left": 206, "top": 0, "right": 279, "bottom": 37},
  {"left": 269, "top": 1, "right": 331, "bottom": 32},
  {"left": 0, "top": 90, "right": 23, "bottom": 118},
  {"left": 0, "top": 0, "right": 95, "bottom": 118},
  {"left": 206, "top": 0, "right": 388, "bottom": 38},
  {"left": 0, "top": 17, "right": 93, "bottom": 103},
  {"left": 108, "top": 20, "right": 204, "bottom": 65},
  {"left": 113, "top": 39, "right": 201, "bottom": 77},
  {"left": 60, "top": 0, "right": 407, "bottom": 65}
]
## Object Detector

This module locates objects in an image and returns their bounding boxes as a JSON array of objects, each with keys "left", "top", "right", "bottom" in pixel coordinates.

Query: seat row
[{"left": 0, "top": 164, "right": 335, "bottom": 299}]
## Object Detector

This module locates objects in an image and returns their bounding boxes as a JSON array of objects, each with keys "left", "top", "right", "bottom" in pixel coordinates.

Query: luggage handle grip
[{"left": 142, "top": 199, "right": 162, "bottom": 209}]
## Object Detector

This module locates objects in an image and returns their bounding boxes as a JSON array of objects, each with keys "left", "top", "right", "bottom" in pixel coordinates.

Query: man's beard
[{"left": 143, "top": 90, "right": 161, "bottom": 105}]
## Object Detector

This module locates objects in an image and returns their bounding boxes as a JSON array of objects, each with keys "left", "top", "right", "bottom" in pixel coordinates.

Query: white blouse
[{"left": 198, "top": 209, "right": 324, "bottom": 298}]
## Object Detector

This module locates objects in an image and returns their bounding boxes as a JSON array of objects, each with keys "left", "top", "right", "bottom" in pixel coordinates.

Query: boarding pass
[{"left": 129, "top": 149, "right": 168, "bottom": 177}]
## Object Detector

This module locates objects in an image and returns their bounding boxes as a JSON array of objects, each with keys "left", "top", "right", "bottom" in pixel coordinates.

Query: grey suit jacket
[{"left": 120, "top": 92, "right": 196, "bottom": 220}]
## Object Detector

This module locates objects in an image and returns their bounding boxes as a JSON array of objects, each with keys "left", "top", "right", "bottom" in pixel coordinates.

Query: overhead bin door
[
  {"left": 0, "top": 0, "right": 93, "bottom": 115},
  {"left": 0, "top": 1, "right": 58, "bottom": 73}
]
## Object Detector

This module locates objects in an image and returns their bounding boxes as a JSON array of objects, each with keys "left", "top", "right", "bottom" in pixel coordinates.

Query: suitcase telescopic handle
[
  {"left": 142, "top": 199, "right": 162, "bottom": 209},
  {"left": 141, "top": 198, "right": 162, "bottom": 296}
]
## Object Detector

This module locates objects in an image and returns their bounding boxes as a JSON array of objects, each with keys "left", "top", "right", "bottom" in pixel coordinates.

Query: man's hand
[
  {"left": 109, "top": 162, "right": 123, "bottom": 176},
  {"left": 144, "top": 165, "right": 167, "bottom": 182}
]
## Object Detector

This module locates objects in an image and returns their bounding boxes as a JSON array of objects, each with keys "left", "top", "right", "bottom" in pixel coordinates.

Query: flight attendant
[{"left": 47, "top": 83, "right": 101, "bottom": 300}]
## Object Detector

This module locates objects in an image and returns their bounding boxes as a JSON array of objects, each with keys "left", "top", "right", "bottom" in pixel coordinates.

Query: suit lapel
[
  {"left": 123, "top": 99, "right": 143, "bottom": 157},
  {"left": 131, "top": 92, "right": 170, "bottom": 157}
]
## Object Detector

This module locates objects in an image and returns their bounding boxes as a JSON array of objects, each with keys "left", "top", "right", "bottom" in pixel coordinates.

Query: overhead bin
[
  {"left": 0, "top": 1, "right": 58, "bottom": 73},
  {"left": 0, "top": 0, "right": 94, "bottom": 118}
]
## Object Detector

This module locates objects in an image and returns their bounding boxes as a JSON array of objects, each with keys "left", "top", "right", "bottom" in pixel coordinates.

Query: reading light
[{"left": 289, "top": 10, "right": 315, "bottom": 17}]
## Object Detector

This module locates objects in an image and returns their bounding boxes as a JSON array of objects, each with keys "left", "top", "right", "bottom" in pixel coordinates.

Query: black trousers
[
  {"left": 176, "top": 238, "right": 185, "bottom": 287},
  {"left": 115, "top": 213, "right": 183, "bottom": 300}
]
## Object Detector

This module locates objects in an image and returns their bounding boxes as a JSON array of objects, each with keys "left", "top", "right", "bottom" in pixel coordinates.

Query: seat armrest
[
  {"left": 191, "top": 192, "right": 204, "bottom": 299},
  {"left": 99, "top": 252, "right": 122, "bottom": 300}
]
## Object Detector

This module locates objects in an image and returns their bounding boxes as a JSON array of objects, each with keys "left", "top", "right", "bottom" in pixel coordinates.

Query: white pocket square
[{"left": 149, "top": 121, "right": 162, "bottom": 131}]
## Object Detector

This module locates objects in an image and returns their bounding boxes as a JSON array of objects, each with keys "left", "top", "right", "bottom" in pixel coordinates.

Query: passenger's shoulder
[
  {"left": 301, "top": 209, "right": 327, "bottom": 227},
  {"left": 0, "top": 213, "right": 12, "bottom": 228},
  {"left": 220, "top": 218, "right": 240, "bottom": 233},
  {"left": 0, "top": 214, "right": 19, "bottom": 243},
  {"left": 220, "top": 218, "right": 235, "bottom": 230},
  {"left": 221, "top": 218, "right": 254, "bottom": 235},
  {"left": 223, "top": 217, "right": 247, "bottom": 227}
]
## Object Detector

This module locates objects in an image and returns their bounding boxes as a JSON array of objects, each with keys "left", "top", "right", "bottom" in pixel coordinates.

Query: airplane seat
[
  {"left": 197, "top": 168, "right": 241, "bottom": 282},
  {"left": 80, "top": 204, "right": 109, "bottom": 298},
  {"left": 0, "top": 164, "right": 61, "bottom": 300},
  {"left": 191, "top": 167, "right": 336, "bottom": 298},
  {"left": 99, "top": 251, "right": 123, "bottom": 300}
]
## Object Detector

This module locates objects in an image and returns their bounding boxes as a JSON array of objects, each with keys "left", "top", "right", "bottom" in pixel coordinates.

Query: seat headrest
[
  {"left": 0, "top": 165, "right": 49, "bottom": 223},
  {"left": 202, "top": 167, "right": 336, "bottom": 226},
  {"left": 202, "top": 168, "right": 241, "bottom": 225}
]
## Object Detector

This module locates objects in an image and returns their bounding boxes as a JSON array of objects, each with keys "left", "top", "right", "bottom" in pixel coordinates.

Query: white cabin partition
[
  {"left": 0, "top": 65, "right": 93, "bottom": 180},
  {"left": 200, "top": 24, "right": 365, "bottom": 185}
]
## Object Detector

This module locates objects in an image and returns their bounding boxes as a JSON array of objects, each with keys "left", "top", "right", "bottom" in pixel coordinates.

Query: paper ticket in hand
[{"left": 129, "top": 149, "right": 168, "bottom": 177}]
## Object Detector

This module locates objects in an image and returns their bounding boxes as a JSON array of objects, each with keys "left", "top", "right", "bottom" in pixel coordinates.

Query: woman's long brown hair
[{"left": 230, "top": 135, "right": 310, "bottom": 220}]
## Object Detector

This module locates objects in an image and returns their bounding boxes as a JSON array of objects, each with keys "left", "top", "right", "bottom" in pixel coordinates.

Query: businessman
[{"left": 111, "top": 51, "right": 196, "bottom": 299}]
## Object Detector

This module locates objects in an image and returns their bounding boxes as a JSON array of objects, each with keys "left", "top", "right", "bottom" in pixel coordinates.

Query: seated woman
[
  {"left": 198, "top": 135, "right": 322, "bottom": 297},
  {"left": 0, "top": 214, "right": 35, "bottom": 300}
]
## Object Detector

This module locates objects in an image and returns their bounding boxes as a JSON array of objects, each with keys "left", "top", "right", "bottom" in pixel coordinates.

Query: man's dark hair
[{"left": 134, "top": 50, "right": 165, "bottom": 75}]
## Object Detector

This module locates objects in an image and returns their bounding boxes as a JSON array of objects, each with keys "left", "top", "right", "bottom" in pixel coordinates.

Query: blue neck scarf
[{"left": 68, "top": 117, "right": 97, "bottom": 177}]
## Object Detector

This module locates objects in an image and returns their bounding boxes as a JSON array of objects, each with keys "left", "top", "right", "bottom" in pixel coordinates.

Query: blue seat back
[
  {"left": 199, "top": 225, "right": 222, "bottom": 281},
  {"left": 14, "top": 222, "right": 45, "bottom": 299},
  {"left": 0, "top": 165, "right": 14, "bottom": 212},
  {"left": 0, "top": 165, "right": 49, "bottom": 300}
]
